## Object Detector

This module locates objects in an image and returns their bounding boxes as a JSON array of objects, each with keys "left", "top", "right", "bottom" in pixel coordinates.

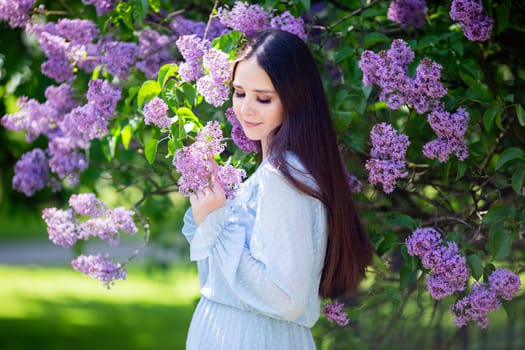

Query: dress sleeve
[{"left": 189, "top": 165, "right": 323, "bottom": 322}]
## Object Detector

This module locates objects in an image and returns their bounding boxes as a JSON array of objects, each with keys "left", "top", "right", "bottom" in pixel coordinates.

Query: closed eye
[{"left": 234, "top": 91, "right": 245, "bottom": 98}]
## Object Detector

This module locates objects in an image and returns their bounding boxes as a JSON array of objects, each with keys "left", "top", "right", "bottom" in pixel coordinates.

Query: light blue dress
[{"left": 182, "top": 153, "right": 327, "bottom": 350}]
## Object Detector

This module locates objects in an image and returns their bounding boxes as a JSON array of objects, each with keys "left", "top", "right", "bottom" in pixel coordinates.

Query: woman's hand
[{"left": 189, "top": 178, "right": 226, "bottom": 226}]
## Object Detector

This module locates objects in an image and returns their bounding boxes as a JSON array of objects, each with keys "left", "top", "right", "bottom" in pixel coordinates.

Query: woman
[{"left": 182, "top": 29, "right": 373, "bottom": 349}]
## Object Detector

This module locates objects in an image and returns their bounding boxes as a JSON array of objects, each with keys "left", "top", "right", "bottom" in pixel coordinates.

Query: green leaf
[
  {"left": 483, "top": 263, "right": 496, "bottom": 283},
  {"left": 376, "top": 232, "right": 398, "bottom": 257},
  {"left": 125, "top": 86, "right": 139, "bottom": 107},
  {"left": 331, "top": 110, "right": 354, "bottom": 133},
  {"left": 511, "top": 168, "right": 525, "bottom": 195},
  {"left": 416, "top": 35, "right": 441, "bottom": 49},
  {"left": 482, "top": 205, "right": 513, "bottom": 224},
  {"left": 456, "top": 161, "right": 467, "bottom": 180},
  {"left": 386, "top": 212, "right": 420, "bottom": 230},
  {"left": 496, "top": 4, "right": 510, "bottom": 34},
  {"left": 495, "top": 147, "right": 525, "bottom": 170},
  {"left": 145, "top": 139, "right": 158, "bottom": 164},
  {"left": 483, "top": 106, "right": 501, "bottom": 132},
  {"left": 334, "top": 47, "right": 354, "bottom": 64},
  {"left": 157, "top": 63, "right": 178, "bottom": 87},
  {"left": 137, "top": 80, "right": 161, "bottom": 108},
  {"left": 515, "top": 104, "right": 525, "bottom": 126},
  {"left": 149, "top": 0, "right": 161, "bottom": 12},
  {"left": 121, "top": 124, "right": 133, "bottom": 150},
  {"left": 176, "top": 106, "right": 199, "bottom": 124},
  {"left": 363, "top": 32, "right": 390, "bottom": 48},
  {"left": 299, "top": 0, "right": 310, "bottom": 12},
  {"left": 467, "top": 254, "right": 483, "bottom": 280},
  {"left": 502, "top": 300, "right": 518, "bottom": 320},
  {"left": 487, "top": 228, "right": 512, "bottom": 261},
  {"left": 399, "top": 264, "right": 419, "bottom": 289}
]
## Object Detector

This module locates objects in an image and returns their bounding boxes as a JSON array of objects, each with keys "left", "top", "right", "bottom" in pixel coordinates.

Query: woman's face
[{"left": 232, "top": 58, "right": 284, "bottom": 157}]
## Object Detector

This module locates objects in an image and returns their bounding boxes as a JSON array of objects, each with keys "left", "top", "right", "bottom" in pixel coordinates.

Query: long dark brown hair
[{"left": 233, "top": 30, "right": 374, "bottom": 298}]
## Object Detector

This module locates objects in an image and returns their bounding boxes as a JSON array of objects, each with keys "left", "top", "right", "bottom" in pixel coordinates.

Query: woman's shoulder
[{"left": 262, "top": 151, "right": 317, "bottom": 190}]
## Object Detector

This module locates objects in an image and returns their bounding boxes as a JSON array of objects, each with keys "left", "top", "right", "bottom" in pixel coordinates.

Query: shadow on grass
[{"left": 0, "top": 297, "right": 196, "bottom": 350}]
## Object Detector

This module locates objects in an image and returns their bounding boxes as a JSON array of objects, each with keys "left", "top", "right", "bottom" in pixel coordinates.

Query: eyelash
[{"left": 234, "top": 91, "right": 271, "bottom": 104}]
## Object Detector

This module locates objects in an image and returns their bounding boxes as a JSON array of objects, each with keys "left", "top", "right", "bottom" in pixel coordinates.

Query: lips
[{"left": 243, "top": 120, "right": 262, "bottom": 128}]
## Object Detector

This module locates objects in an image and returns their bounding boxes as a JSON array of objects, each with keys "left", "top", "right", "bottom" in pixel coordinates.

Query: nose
[{"left": 240, "top": 96, "right": 255, "bottom": 116}]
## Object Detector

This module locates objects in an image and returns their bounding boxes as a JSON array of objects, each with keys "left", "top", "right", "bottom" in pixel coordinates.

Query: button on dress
[{"left": 182, "top": 153, "right": 327, "bottom": 350}]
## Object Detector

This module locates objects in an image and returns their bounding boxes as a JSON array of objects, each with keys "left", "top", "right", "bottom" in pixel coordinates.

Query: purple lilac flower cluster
[
  {"left": 43, "top": 193, "right": 138, "bottom": 248},
  {"left": 176, "top": 35, "right": 208, "bottom": 83},
  {"left": 173, "top": 121, "right": 246, "bottom": 198},
  {"left": 365, "top": 123, "right": 410, "bottom": 193},
  {"left": 387, "top": 0, "right": 427, "bottom": 28},
  {"left": 26, "top": 19, "right": 100, "bottom": 82},
  {"left": 197, "top": 48, "right": 232, "bottom": 107},
  {"left": 406, "top": 228, "right": 470, "bottom": 299},
  {"left": 171, "top": 15, "right": 229, "bottom": 39},
  {"left": 359, "top": 39, "right": 447, "bottom": 114},
  {"left": 450, "top": 0, "right": 493, "bottom": 42},
  {"left": 225, "top": 107, "right": 260, "bottom": 153},
  {"left": 0, "top": 0, "right": 35, "bottom": 28},
  {"left": 72, "top": 254, "right": 126, "bottom": 288},
  {"left": 450, "top": 268, "right": 521, "bottom": 328},
  {"left": 82, "top": 0, "right": 116, "bottom": 16},
  {"left": 136, "top": 29, "right": 174, "bottom": 79},
  {"left": 1, "top": 82, "right": 86, "bottom": 193},
  {"left": 100, "top": 40, "right": 139, "bottom": 80},
  {"left": 423, "top": 106, "right": 470, "bottom": 162},
  {"left": 143, "top": 97, "right": 171, "bottom": 129},
  {"left": 322, "top": 301, "right": 350, "bottom": 326},
  {"left": 217, "top": 1, "right": 306, "bottom": 40}
]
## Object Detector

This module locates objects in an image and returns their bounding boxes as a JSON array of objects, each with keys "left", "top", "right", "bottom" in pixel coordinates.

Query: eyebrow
[{"left": 232, "top": 83, "right": 277, "bottom": 94}]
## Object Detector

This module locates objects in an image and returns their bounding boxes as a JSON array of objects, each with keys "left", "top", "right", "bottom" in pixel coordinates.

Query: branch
[{"left": 328, "top": 0, "right": 381, "bottom": 30}]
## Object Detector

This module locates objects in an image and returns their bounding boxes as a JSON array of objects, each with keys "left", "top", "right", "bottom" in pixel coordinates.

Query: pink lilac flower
[
  {"left": 170, "top": 15, "right": 229, "bottom": 39},
  {"left": 71, "top": 254, "right": 126, "bottom": 288},
  {"left": 82, "top": 0, "right": 116, "bottom": 16},
  {"left": 270, "top": 11, "right": 307, "bottom": 41},
  {"left": 143, "top": 97, "right": 171, "bottom": 128},
  {"left": 77, "top": 207, "right": 137, "bottom": 246},
  {"left": 69, "top": 193, "right": 107, "bottom": 217},
  {"left": 194, "top": 120, "right": 226, "bottom": 156},
  {"left": 0, "top": 0, "right": 35, "bottom": 28},
  {"left": 323, "top": 301, "right": 350, "bottom": 326},
  {"left": 225, "top": 107, "right": 260, "bottom": 153},
  {"left": 488, "top": 267, "right": 521, "bottom": 301},
  {"left": 450, "top": 282, "right": 501, "bottom": 328},
  {"left": 42, "top": 207, "right": 78, "bottom": 247},
  {"left": 365, "top": 123, "right": 410, "bottom": 193},
  {"left": 387, "top": 0, "right": 427, "bottom": 28},
  {"left": 217, "top": 1, "right": 270, "bottom": 37},
  {"left": 423, "top": 107, "right": 469, "bottom": 162},
  {"left": 196, "top": 48, "right": 232, "bottom": 107},
  {"left": 47, "top": 136, "right": 89, "bottom": 184},
  {"left": 359, "top": 39, "right": 446, "bottom": 114},
  {"left": 1, "top": 96, "right": 56, "bottom": 142},
  {"left": 136, "top": 29, "right": 174, "bottom": 79},
  {"left": 216, "top": 164, "right": 246, "bottom": 199},
  {"left": 176, "top": 35, "right": 208, "bottom": 82},
  {"left": 450, "top": 0, "right": 493, "bottom": 41},
  {"left": 12, "top": 148, "right": 49, "bottom": 196}
]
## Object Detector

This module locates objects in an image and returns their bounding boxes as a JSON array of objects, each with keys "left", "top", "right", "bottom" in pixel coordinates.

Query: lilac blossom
[
  {"left": 176, "top": 35, "right": 208, "bottom": 82},
  {"left": 44, "top": 83, "right": 78, "bottom": 114},
  {"left": 69, "top": 193, "right": 107, "bottom": 217},
  {"left": 387, "top": 0, "right": 427, "bottom": 28},
  {"left": 82, "top": 0, "right": 116, "bottom": 16},
  {"left": 0, "top": 0, "right": 35, "bottom": 28},
  {"left": 359, "top": 39, "right": 446, "bottom": 114},
  {"left": 365, "top": 123, "right": 410, "bottom": 193},
  {"left": 136, "top": 29, "right": 174, "bottom": 79},
  {"left": 197, "top": 48, "right": 232, "bottom": 107},
  {"left": 225, "top": 108, "right": 260, "bottom": 153},
  {"left": 488, "top": 267, "right": 521, "bottom": 301},
  {"left": 406, "top": 228, "right": 469, "bottom": 299},
  {"left": 47, "top": 136, "right": 89, "bottom": 185},
  {"left": 423, "top": 107, "right": 469, "bottom": 162},
  {"left": 12, "top": 148, "right": 49, "bottom": 197},
  {"left": 101, "top": 41, "right": 139, "bottom": 80},
  {"left": 143, "top": 97, "right": 171, "bottom": 129},
  {"left": 42, "top": 208, "right": 78, "bottom": 247},
  {"left": 270, "top": 11, "right": 307, "bottom": 41},
  {"left": 216, "top": 164, "right": 246, "bottom": 199},
  {"left": 86, "top": 79, "right": 121, "bottom": 118},
  {"left": 174, "top": 121, "right": 244, "bottom": 197},
  {"left": 322, "top": 301, "right": 350, "bottom": 326},
  {"left": 450, "top": 0, "right": 493, "bottom": 42},
  {"left": 56, "top": 18, "right": 99, "bottom": 45},
  {"left": 450, "top": 282, "right": 501, "bottom": 328},
  {"left": 171, "top": 15, "right": 229, "bottom": 39},
  {"left": 72, "top": 254, "right": 126, "bottom": 288},
  {"left": 217, "top": 1, "right": 270, "bottom": 37},
  {"left": 77, "top": 207, "right": 137, "bottom": 246}
]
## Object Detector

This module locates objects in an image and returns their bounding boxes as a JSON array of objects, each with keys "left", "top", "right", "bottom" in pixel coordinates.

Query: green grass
[{"left": 0, "top": 264, "right": 200, "bottom": 350}]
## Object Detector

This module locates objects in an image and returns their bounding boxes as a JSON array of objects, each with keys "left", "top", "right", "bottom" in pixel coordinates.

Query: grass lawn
[{"left": 0, "top": 264, "right": 200, "bottom": 350}]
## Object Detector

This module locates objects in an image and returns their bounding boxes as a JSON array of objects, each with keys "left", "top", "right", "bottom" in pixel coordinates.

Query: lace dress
[{"left": 182, "top": 153, "right": 327, "bottom": 349}]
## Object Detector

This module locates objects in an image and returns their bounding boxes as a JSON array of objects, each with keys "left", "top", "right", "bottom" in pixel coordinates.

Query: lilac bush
[{"left": 387, "top": 0, "right": 427, "bottom": 28}]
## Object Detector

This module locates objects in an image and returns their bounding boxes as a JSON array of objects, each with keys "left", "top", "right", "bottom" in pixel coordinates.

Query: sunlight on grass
[{"left": 0, "top": 264, "right": 199, "bottom": 320}]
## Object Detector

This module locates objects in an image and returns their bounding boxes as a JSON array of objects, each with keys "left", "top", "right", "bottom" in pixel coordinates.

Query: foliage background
[{"left": 1, "top": 0, "right": 524, "bottom": 349}]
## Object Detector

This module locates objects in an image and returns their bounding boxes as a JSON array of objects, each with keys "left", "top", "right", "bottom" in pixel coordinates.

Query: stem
[
  {"left": 328, "top": 0, "right": 381, "bottom": 30},
  {"left": 203, "top": 0, "right": 220, "bottom": 41}
]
